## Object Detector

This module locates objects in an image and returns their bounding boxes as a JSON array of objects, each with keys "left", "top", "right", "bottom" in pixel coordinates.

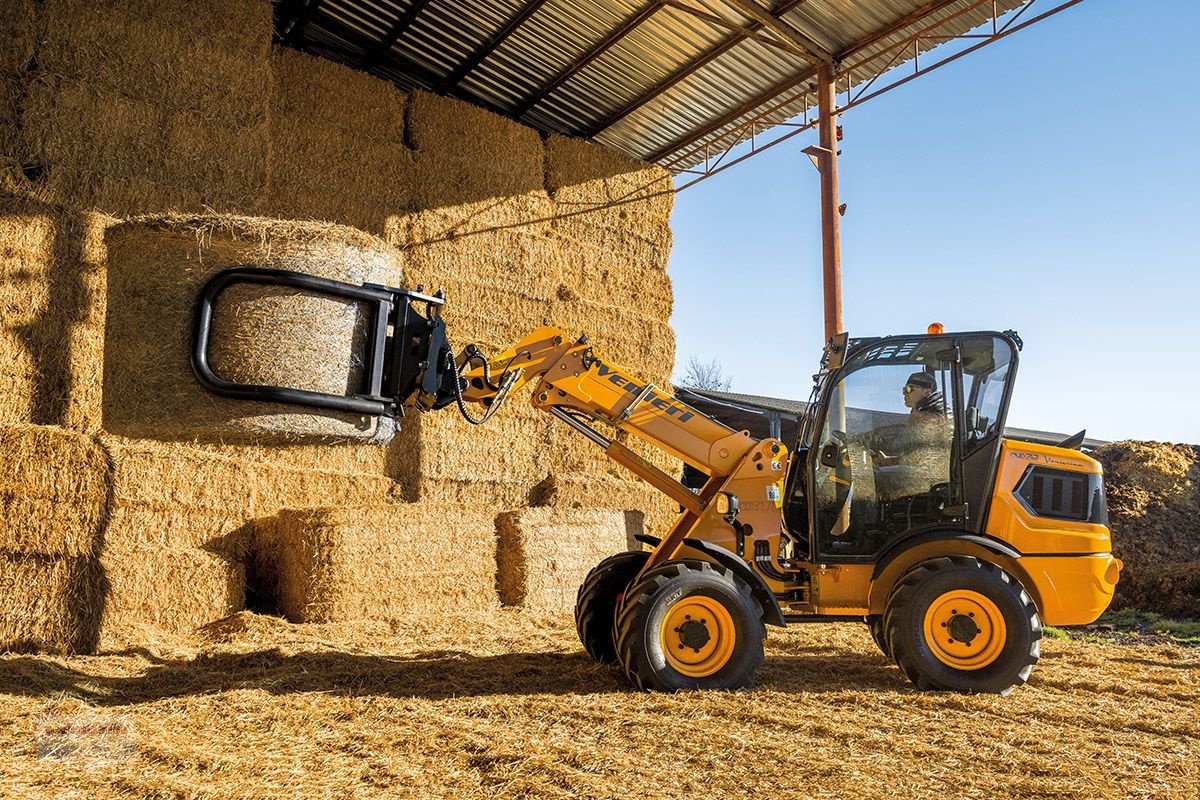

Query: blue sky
[{"left": 667, "top": 0, "right": 1200, "bottom": 444}]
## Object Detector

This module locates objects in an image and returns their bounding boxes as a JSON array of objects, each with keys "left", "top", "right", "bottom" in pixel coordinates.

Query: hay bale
[
  {"left": 163, "top": 111, "right": 268, "bottom": 209},
  {"left": 550, "top": 236, "right": 674, "bottom": 312},
  {"left": 544, "top": 133, "right": 674, "bottom": 232},
  {"left": 259, "top": 114, "right": 411, "bottom": 234},
  {"left": 1094, "top": 441, "right": 1200, "bottom": 617},
  {"left": 270, "top": 48, "right": 405, "bottom": 143},
  {"left": 30, "top": 166, "right": 204, "bottom": 217},
  {"left": 0, "top": 196, "right": 111, "bottom": 431},
  {"left": 0, "top": 552, "right": 103, "bottom": 654},
  {"left": 100, "top": 542, "right": 245, "bottom": 634},
  {"left": 20, "top": 74, "right": 165, "bottom": 182},
  {"left": 532, "top": 472, "right": 679, "bottom": 536},
  {"left": 256, "top": 505, "right": 499, "bottom": 623},
  {"left": 0, "top": 0, "right": 37, "bottom": 74},
  {"left": 252, "top": 466, "right": 399, "bottom": 518},
  {"left": 406, "top": 91, "right": 543, "bottom": 196},
  {"left": 547, "top": 299, "right": 676, "bottom": 383},
  {"left": 495, "top": 508, "right": 640, "bottom": 613},
  {"left": 39, "top": 0, "right": 271, "bottom": 127},
  {"left": 389, "top": 398, "right": 549, "bottom": 504},
  {"left": 102, "top": 214, "right": 405, "bottom": 442},
  {"left": 0, "top": 75, "right": 22, "bottom": 160},
  {"left": 0, "top": 425, "right": 110, "bottom": 557}
]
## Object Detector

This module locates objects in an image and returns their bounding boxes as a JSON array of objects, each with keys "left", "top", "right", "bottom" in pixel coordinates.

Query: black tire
[
  {"left": 884, "top": 556, "right": 1041, "bottom": 695},
  {"left": 615, "top": 559, "right": 765, "bottom": 691},
  {"left": 575, "top": 550, "right": 651, "bottom": 663},
  {"left": 865, "top": 615, "right": 891, "bottom": 660}
]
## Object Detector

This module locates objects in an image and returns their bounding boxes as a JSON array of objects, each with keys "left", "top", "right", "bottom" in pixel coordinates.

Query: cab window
[{"left": 812, "top": 338, "right": 958, "bottom": 559}]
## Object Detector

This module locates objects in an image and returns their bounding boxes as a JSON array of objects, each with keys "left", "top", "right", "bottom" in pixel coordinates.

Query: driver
[{"left": 903, "top": 372, "right": 946, "bottom": 426}]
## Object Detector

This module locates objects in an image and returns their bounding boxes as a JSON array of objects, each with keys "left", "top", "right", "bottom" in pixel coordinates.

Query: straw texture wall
[
  {"left": 1094, "top": 441, "right": 1200, "bottom": 617},
  {"left": 258, "top": 48, "right": 410, "bottom": 233},
  {"left": 0, "top": 552, "right": 103, "bottom": 654},
  {"left": 0, "top": 425, "right": 110, "bottom": 556},
  {"left": 256, "top": 505, "right": 499, "bottom": 623},
  {"left": 0, "top": 0, "right": 680, "bottom": 645},
  {"left": 496, "top": 508, "right": 641, "bottom": 613},
  {"left": 103, "top": 214, "right": 404, "bottom": 441},
  {"left": 0, "top": 196, "right": 111, "bottom": 432}
]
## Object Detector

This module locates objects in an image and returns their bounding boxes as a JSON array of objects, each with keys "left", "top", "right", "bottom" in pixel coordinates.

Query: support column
[{"left": 816, "top": 62, "right": 842, "bottom": 342}]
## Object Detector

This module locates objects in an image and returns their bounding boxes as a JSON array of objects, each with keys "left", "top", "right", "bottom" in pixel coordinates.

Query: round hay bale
[{"left": 102, "top": 214, "right": 405, "bottom": 441}]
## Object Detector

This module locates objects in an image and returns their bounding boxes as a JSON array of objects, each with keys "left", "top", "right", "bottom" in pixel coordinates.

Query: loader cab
[{"left": 782, "top": 331, "right": 1019, "bottom": 562}]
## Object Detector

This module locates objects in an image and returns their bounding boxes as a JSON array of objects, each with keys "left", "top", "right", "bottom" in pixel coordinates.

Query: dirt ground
[{"left": 0, "top": 611, "right": 1196, "bottom": 800}]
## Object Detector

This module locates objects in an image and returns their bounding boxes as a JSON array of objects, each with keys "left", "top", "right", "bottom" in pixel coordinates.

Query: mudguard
[{"left": 635, "top": 534, "right": 787, "bottom": 627}]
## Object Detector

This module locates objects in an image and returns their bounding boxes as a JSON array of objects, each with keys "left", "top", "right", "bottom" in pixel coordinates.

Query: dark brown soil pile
[{"left": 1094, "top": 441, "right": 1200, "bottom": 617}]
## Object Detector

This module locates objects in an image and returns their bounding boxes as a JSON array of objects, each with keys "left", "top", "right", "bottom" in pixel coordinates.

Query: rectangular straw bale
[
  {"left": 102, "top": 214, "right": 404, "bottom": 442},
  {"left": 400, "top": 229, "right": 565, "bottom": 303},
  {"left": 258, "top": 505, "right": 499, "bottom": 623},
  {"left": 549, "top": 237, "right": 674, "bottom": 313},
  {"left": 0, "top": 75, "right": 21, "bottom": 159},
  {"left": 259, "top": 114, "right": 411, "bottom": 233},
  {"left": 0, "top": 197, "right": 112, "bottom": 431},
  {"left": 102, "top": 436, "right": 255, "bottom": 515},
  {"left": 545, "top": 133, "right": 675, "bottom": 227},
  {"left": 533, "top": 473, "right": 679, "bottom": 536},
  {"left": 20, "top": 74, "right": 164, "bottom": 181},
  {"left": 252, "top": 466, "right": 400, "bottom": 518},
  {"left": 406, "top": 90, "right": 543, "bottom": 190},
  {"left": 39, "top": 0, "right": 271, "bottom": 127},
  {"left": 394, "top": 189, "right": 556, "bottom": 245},
  {"left": 390, "top": 399, "right": 549, "bottom": 497},
  {"left": 200, "top": 440, "right": 394, "bottom": 475},
  {"left": 0, "top": 552, "right": 103, "bottom": 654},
  {"left": 496, "top": 508, "right": 640, "bottom": 613},
  {"left": 270, "top": 47, "right": 405, "bottom": 143},
  {"left": 163, "top": 111, "right": 268, "bottom": 209},
  {"left": 100, "top": 542, "right": 245, "bottom": 634},
  {"left": 31, "top": 166, "right": 203, "bottom": 217},
  {"left": 549, "top": 221, "right": 673, "bottom": 270},
  {"left": 0, "top": 0, "right": 37, "bottom": 73},
  {"left": 0, "top": 425, "right": 109, "bottom": 557},
  {"left": 407, "top": 477, "right": 541, "bottom": 509}
]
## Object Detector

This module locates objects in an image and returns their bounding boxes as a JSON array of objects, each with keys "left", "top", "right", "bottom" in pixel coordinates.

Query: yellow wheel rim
[
  {"left": 660, "top": 596, "right": 736, "bottom": 678},
  {"left": 922, "top": 589, "right": 1006, "bottom": 671}
]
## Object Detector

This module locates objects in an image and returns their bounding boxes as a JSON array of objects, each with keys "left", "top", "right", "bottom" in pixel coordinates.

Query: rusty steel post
[{"left": 817, "top": 61, "right": 842, "bottom": 342}]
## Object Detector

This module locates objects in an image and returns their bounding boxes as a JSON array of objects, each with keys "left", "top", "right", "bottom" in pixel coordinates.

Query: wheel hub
[
  {"left": 948, "top": 614, "right": 980, "bottom": 644},
  {"left": 922, "top": 589, "right": 1007, "bottom": 671},
  {"left": 676, "top": 619, "right": 712, "bottom": 650},
  {"left": 660, "top": 595, "right": 736, "bottom": 678}
]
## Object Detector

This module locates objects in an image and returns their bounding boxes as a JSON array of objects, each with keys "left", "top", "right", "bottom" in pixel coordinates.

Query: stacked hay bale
[
  {"left": 540, "top": 135, "right": 679, "bottom": 532},
  {"left": 0, "top": 425, "right": 109, "bottom": 653},
  {"left": 0, "top": 196, "right": 111, "bottom": 432},
  {"left": 258, "top": 49, "right": 410, "bottom": 234},
  {"left": 385, "top": 91, "right": 561, "bottom": 509},
  {"left": 256, "top": 505, "right": 499, "bottom": 623},
  {"left": 496, "top": 508, "right": 643, "bottom": 614},
  {"left": 16, "top": 0, "right": 272, "bottom": 214},
  {"left": 0, "top": 0, "right": 682, "bottom": 639},
  {"left": 1094, "top": 441, "right": 1200, "bottom": 617}
]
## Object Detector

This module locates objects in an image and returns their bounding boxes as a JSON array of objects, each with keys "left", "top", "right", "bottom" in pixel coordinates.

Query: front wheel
[
  {"left": 884, "top": 556, "right": 1041, "bottom": 695},
  {"left": 615, "top": 559, "right": 765, "bottom": 691}
]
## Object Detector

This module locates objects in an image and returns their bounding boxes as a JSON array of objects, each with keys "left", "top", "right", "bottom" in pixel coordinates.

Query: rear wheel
[
  {"left": 884, "top": 556, "right": 1041, "bottom": 695},
  {"left": 615, "top": 559, "right": 765, "bottom": 691},
  {"left": 575, "top": 550, "right": 651, "bottom": 663},
  {"left": 865, "top": 615, "right": 891, "bottom": 660}
]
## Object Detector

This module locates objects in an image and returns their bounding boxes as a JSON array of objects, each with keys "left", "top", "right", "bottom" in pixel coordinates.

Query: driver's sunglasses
[{"left": 903, "top": 384, "right": 925, "bottom": 393}]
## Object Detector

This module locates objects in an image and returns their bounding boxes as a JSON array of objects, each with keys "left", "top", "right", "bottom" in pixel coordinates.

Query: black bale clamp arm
[{"left": 191, "top": 267, "right": 459, "bottom": 419}]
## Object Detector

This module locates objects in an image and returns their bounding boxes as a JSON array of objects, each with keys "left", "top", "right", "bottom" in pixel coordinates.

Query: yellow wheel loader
[{"left": 192, "top": 269, "right": 1121, "bottom": 694}]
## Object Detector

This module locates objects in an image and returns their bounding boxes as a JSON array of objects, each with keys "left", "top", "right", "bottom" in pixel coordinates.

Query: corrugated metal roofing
[{"left": 280, "top": 0, "right": 1082, "bottom": 174}]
